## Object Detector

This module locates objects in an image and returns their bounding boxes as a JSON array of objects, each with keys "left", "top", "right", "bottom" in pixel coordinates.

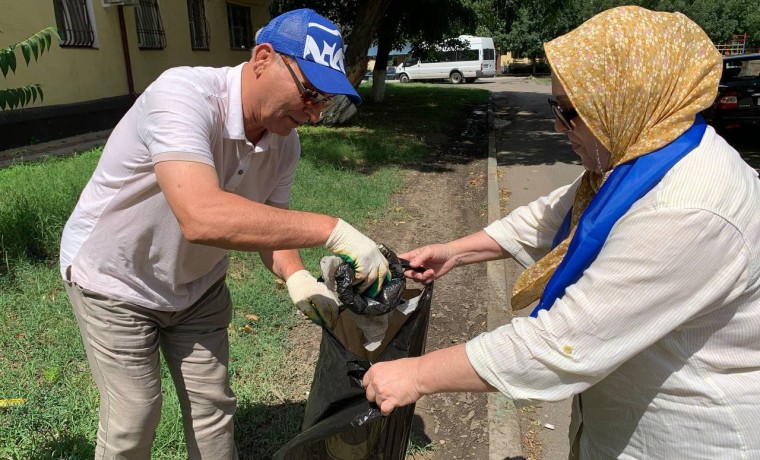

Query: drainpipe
[{"left": 117, "top": 5, "right": 136, "bottom": 99}]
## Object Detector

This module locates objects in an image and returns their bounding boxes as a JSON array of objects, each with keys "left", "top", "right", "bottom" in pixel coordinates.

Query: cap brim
[{"left": 295, "top": 58, "right": 362, "bottom": 106}]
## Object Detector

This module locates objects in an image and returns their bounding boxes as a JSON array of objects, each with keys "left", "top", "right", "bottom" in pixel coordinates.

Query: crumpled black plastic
[
  {"left": 335, "top": 244, "right": 406, "bottom": 316},
  {"left": 273, "top": 284, "right": 433, "bottom": 460}
]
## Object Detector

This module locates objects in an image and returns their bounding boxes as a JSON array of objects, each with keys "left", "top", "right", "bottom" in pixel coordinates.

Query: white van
[{"left": 396, "top": 35, "right": 497, "bottom": 84}]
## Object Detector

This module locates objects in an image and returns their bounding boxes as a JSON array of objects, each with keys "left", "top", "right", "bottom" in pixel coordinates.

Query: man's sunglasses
[
  {"left": 548, "top": 98, "right": 579, "bottom": 131},
  {"left": 280, "top": 55, "right": 334, "bottom": 110}
]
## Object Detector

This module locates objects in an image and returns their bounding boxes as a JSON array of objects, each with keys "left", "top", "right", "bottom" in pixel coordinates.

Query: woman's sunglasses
[
  {"left": 548, "top": 98, "right": 579, "bottom": 131},
  {"left": 280, "top": 55, "right": 334, "bottom": 111}
]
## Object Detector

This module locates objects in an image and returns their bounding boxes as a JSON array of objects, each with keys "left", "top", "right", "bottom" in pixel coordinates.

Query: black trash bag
[
  {"left": 273, "top": 284, "right": 433, "bottom": 460},
  {"left": 335, "top": 244, "right": 406, "bottom": 316}
]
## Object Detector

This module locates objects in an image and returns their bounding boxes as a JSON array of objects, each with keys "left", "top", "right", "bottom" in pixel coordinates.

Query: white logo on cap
[{"left": 303, "top": 22, "right": 345, "bottom": 74}]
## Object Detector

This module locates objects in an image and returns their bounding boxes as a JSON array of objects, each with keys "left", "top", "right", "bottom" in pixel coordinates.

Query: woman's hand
[
  {"left": 400, "top": 231, "right": 511, "bottom": 283},
  {"left": 364, "top": 345, "right": 494, "bottom": 416},
  {"left": 362, "top": 358, "right": 423, "bottom": 416},
  {"left": 399, "top": 243, "right": 457, "bottom": 283}
]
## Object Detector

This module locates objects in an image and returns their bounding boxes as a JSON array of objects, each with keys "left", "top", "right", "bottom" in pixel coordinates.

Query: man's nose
[{"left": 304, "top": 105, "right": 321, "bottom": 122}]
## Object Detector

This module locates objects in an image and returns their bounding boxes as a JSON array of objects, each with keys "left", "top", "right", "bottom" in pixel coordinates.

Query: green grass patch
[
  {"left": 530, "top": 75, "right": 552, "bottom": 85},
  {"left": 0, "top": 152, "right": 100, "bottom": 274},
  {"left": 0, "top": 82, "right": 489, "bottom": 459}
]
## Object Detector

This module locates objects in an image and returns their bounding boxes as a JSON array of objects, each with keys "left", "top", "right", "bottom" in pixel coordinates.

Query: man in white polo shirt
[{"left": 59, "top": 9, "right": 387, "bottom": 459}]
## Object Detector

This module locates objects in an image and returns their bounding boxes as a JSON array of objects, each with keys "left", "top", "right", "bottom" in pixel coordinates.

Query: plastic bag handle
[{"left": 398, "top": 258, "right": 427, "bottom": 274}]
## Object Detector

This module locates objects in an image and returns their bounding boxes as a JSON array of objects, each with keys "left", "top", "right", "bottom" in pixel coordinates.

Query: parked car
[
  {"left": 703, "top": 53, "right": 760, "bottom": 131},
  {"left": 363, "top": 66, "right": 398, "bottom": 81}
]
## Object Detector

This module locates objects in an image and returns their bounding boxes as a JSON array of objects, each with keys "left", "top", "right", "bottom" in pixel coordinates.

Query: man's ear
[{"left": 251, "top": 44, "right": 276, "bottom": 76}]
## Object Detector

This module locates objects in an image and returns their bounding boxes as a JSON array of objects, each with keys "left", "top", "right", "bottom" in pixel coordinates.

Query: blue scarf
[{"left": 531, "top": 116, "right": 707, "bottom": 317}]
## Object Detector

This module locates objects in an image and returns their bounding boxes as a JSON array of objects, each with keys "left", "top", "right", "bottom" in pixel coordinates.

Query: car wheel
[
  {"left": 398, "top": 73, "right": 410, "bottom": 83},
  {"left": 450, "top": 72, "right": 463, "bottom": 84}
]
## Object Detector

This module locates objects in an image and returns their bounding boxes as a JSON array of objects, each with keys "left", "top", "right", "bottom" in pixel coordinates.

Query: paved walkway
[
  {"left": 480, "top": 76, "right": 580, "bottom": 460},
  {"left": 0, "top": 129, "right": 110, "bottom": 169}
]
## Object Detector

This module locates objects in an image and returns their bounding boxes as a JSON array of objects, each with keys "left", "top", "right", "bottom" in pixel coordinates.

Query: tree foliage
[
  {"left": 267, "top": 0, "right": 760, "bottom": 87},
  {"left": 653, "top": 0, "right": 760, "bottom": 49},
  {"left": 269, "top": 0, "right": 476, "bottom": 102},
  {"left": 482, "top": 0, "right": 760, "bottom": 62},
  {"left": 370, "top": 0, "right": 475, "bottom": 101},
  {"left": 269, "top": 0, "right": 392, "bottom": 86},
  {"left": 0, "top": 27, "right": 58, "bottom": 110}
]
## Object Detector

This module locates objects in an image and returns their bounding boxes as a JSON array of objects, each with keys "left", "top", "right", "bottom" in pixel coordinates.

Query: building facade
[{"left": 1, "top": 0, "right": 272, "bottom": 149}]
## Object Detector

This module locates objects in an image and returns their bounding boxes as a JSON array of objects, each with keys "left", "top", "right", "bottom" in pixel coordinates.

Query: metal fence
[{"left": 716, "top": 33, "right": 747, "bottom": 55}]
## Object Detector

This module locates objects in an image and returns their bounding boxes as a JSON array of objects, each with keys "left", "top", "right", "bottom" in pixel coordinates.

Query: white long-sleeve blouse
[{"left": 467, "top": 126, "right": 760, "bottom": 459}]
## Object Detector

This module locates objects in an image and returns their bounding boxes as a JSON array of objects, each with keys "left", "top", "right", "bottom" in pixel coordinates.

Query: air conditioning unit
[{"left": 103, "top": 0, "right": 139, "bottom": 6}]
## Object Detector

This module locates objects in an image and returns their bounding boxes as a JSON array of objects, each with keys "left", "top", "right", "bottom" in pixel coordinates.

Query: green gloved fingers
[
  {"left": 325, "top": 219, "right": 390, "bottom": 295},
  {"left": 363, "top": 270, "right": 393, "bottom": 299}
]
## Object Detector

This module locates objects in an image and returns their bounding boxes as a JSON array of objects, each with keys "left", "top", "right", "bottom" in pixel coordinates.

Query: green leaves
[
  {"left": 0, "top": 84, "right": 44, "bottom": 110},
  {"left": 0, "top": 46, "right": 18, "bottom": 78},
  {"left": 1, "top": 27, "right": 58, "bottom": 73},
  {"left": 1, "top": 26, "right": 57, "bottom": 110}
]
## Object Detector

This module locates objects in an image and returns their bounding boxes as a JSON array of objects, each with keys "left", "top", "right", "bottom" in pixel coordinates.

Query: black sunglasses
[
  {"left": 548, "top": 98, "right": 579, "bottom": 131},
  {"left": 279, "top": 55, "right": 334, "bottom": 110}
]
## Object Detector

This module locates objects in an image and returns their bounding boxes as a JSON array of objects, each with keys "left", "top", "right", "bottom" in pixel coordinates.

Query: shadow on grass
[
  {"left": 408, "top": 414, "right": 435, "bottom": 455},
  {"left": 28, "top": 434, "right": 95, "bottom": 460},
  {"left": 293, "top": 84, "right": 492, "bottom": 177},
  {"left": 235, "top": 400, "right": 434, "bottom": 459},
  {"left": 300, "top": 103, "right": 491, "bottom": 177},
  {"left": 235, "top": 400, "right": 307, "bottom": 458}
]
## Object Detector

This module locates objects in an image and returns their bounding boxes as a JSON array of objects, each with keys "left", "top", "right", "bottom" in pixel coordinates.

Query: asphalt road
[{"left": 485, "top": 76, "right": 580, "bottom": 460}]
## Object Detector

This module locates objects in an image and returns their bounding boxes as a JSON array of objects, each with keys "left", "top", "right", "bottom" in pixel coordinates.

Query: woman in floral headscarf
[{"left": 363, "top": 6, "right": 760, "bottom": 458}]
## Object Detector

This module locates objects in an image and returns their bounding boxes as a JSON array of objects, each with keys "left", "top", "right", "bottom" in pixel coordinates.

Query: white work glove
[
  {"left": 286, "top": 270, "right": 341, "bottom": 328},
  {"left": 324, "top": 219, "right": 390, "bottom": 298}
]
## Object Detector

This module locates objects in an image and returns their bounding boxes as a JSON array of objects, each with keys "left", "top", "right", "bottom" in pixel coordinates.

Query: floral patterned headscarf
[{"left": 510, "top": 6, "right": 722, "bottom": 310}]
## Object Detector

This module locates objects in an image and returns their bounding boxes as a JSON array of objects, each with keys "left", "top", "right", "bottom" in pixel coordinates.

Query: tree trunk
[
  {"left": 370, "top": 29, "right": 394, "bottom": 102},
  {"left": 370, "top": 5, "right": 403, "bottom": 103},
  {"left": 319, "top": 0, "right": 394, "bottom": 124},
  {"left": 343, "top": 0, "right": 395, "bottom": 86}
]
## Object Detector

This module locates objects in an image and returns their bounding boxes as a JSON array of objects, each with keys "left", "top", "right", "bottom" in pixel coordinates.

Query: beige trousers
[{"left": 66, "top": 278, "right": 238, "bottom": 460}]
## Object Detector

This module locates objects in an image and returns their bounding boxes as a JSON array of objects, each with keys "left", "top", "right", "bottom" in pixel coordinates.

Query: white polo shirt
[{"left": 60, "top": 63, "right": 301, "bottom": 311}]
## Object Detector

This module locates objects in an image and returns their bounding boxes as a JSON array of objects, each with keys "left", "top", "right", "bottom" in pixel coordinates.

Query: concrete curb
[{"left": 486, "top": 97, "right": 524, "bottom": 459}]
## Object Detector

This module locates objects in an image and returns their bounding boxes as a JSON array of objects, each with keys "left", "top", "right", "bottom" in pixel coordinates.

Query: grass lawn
[{"left": 0, "top": 82, "right": 489, "bottom": 459}]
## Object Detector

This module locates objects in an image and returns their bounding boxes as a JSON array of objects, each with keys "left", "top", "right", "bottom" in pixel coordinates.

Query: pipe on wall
[{"left": 117, "top": 5, "right": 136, "bottom": 98}]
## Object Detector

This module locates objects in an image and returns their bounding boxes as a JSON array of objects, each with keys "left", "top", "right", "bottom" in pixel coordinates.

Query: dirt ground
[{"left": 287, "top": 105, "right": 493, "bottom": 460}]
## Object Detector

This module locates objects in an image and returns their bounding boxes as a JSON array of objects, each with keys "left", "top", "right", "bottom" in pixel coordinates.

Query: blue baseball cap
[{"left": 257, "top": 9, "right": 361, "bottom": 106}]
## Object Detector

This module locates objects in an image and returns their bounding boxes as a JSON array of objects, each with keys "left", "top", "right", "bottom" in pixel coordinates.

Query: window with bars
[
  {"left": 187, "top": 0, "right": 210, "bottom": 50},
  {"left": 226, "top": 3, "right": 252, "bottom": 50},
  {"left": 53, "top": 0, "right": 95, "bottom": 48},
  {"left": 136, "top": 0, "right": 166, "bottom": 50}
]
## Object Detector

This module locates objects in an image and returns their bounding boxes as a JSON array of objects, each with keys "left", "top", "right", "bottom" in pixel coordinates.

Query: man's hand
[
  {"left": 286, "top": 270, "right": 341, "bottom": 328},
  {"left": 362, "top": 358, "right": 424, "bottom": 416},
  {"left": 324, "top": 219, "right": 390, "bottom": 297}
]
